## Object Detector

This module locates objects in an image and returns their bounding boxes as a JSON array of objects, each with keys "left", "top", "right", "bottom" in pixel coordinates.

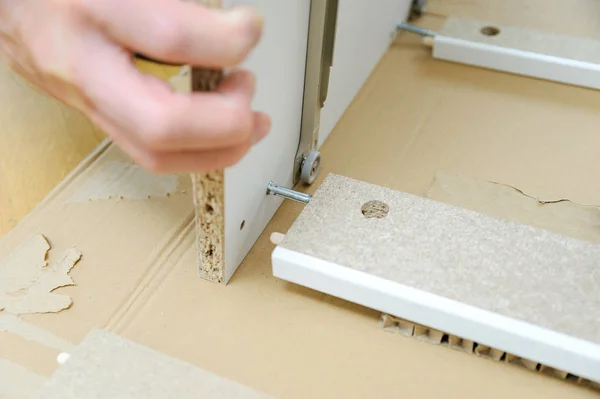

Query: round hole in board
[
  {"left": 361, "top": 200, "right": 389, "bottom": 219},
  {"left": 480, "top": 26, "right": 501, "bottom": 36},
  {"left": 240, "top": 220, "right": 246, "bottom": 230}
]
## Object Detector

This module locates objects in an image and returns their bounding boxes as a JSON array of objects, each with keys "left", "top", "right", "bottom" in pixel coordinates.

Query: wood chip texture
[
  {"left": 280, "top": 174, "right": 600, "bottom": 345},
  {"left": 34, "top": 329, "right": 275, "bottom": 399},
  {"left": 188, "top": 0, "right": 226, "bottom": 283}
]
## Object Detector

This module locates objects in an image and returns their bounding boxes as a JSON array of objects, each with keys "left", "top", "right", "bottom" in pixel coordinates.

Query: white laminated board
[
  {"left": 219, "top": 0, "right": 413, "bottom": 283},
  {"left": 431, "top": 17, "right": 600, "bottom": 90},
  {"left": 271, "top": 174, "right": 600, "bottom": 382}
]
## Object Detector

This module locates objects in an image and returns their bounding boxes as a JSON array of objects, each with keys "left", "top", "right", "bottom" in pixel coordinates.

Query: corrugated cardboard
[{"left": 2, "top": 2, "right": 600, "bottom": 398}]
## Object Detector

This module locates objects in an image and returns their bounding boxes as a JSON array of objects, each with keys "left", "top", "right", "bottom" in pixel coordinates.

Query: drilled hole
[
  {"left": 240, "top": 220, "right": 246, "bottom": 230},
  {"left": 480, "top": 26, "right": 500, "bottom": 36},
  {"left": 361, "top": 200, "right": 389, "bottom": 218}
]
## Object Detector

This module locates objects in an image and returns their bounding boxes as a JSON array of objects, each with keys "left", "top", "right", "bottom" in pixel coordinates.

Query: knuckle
[
  {"left": 222, "top": 100, "right": 253, "bottom": 142},
  {"left": 222, "top": 17, "right": 261, "bottom": 66},
  {"left": 149, "top": 18, "right": 185, "bottom": 55},
  {"left": 138, "top": 153, "right": 166, "bottom": 174},
  {"left": 138, "top": 108, "right": 173, "bottom": 149},
  {"left": 223, "top": 43, "right": 250, "bottom": 67}
]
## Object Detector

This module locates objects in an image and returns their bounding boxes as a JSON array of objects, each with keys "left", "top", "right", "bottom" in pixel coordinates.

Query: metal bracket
[
  {"left": 409, "top": 0, "right": 428, "bottom": 20},
  {"left": 293, "top": 0, "right": 339, "bottom": 186}
]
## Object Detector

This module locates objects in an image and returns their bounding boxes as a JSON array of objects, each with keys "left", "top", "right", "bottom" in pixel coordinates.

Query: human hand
[{"left": 0, "top": 0, "right": 271, "bottom": 173}]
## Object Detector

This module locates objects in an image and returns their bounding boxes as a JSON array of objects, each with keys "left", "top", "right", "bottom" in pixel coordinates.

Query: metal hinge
[
  {"left": 409, "top": 0, "right": 428, "bottom": 20},
  {"left": 293, "top": 0, "right": 339, "bottom": 186}
]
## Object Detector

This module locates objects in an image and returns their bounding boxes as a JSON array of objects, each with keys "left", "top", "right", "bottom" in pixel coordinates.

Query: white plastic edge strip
[
  {"left": 432, "top": 36, "right": 600, "bottom": 91},
  {"left": 272, "top": 246, "right": 600, "bottom": 382}
]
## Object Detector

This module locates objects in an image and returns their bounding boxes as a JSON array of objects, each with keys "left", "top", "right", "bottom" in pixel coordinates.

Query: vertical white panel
[
  {"left": 222, "top": 1, "right": 413, "bottom": 282},
  {"left": 223, "top": 0, "right": 310, "bottom": 283},
  {"left": 319, "top": 0, "right": 413, "bottom": 147}
]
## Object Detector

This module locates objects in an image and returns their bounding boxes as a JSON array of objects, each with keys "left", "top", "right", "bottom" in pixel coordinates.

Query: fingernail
[
  {"left": 226, "top": 6, "right": 264, "bottom": 49},
  {"left": 252, "top": 112, "right": 271, "bottom": 144}
]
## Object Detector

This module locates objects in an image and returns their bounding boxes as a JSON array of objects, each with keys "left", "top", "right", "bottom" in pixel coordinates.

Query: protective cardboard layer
[
  {"left": 35, "top": 329, "right": 273, "bottom": 399},
  {"left": 0, "top": 358, "right": 46, "bottom": 399},
  {"left": 279, "top": 173, "right": 600, "bottom": 345},
  {"left": 2, "top": 4, "right": 600, "bottom": 398},
  {"left": 0, "top": 234, "right": 81, "bottom": 315},
  {"left": 427, "top": 171, "right": 600, "bottom": 244}
]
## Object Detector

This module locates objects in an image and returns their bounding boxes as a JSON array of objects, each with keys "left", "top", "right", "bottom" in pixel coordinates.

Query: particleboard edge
[{"left": 189, "top": 0, "right": 226, "bottom": 284}]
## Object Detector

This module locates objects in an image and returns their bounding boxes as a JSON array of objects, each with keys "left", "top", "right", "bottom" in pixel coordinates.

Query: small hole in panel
[
  {"left": 480, "top": 26, "right": 500, "bottom": 36},
  {"left": 361, "top": 200, "right": 389, "bottom": 219},
  {"left": 240, "top": 220, "right": 246, "bottom": 230}
]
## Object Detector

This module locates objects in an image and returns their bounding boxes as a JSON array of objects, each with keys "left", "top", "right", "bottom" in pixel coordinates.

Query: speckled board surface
[
  {"left": 34, "top": 329, "right": 274, "bottom": 399},
  {"left": 280, "top": 174, "right": 600, "bottom": 345}
]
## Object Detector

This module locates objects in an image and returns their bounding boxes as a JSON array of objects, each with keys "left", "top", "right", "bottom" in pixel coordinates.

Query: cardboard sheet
[
  {"left": 2, "top": 4, "right": 600, "bottom": 398},
  {"left": 0, "top": 358, "right": 46, "bottom": 399},
  {"left": 427, "top": 171, "right": 600, "bottom": 244}
]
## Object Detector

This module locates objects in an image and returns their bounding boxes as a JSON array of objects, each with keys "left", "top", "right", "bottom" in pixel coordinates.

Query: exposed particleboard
[
  {"left": 188, "top": 0, "right": 226, "bottom": 283},
  {"left": 34, "top": 329, "right": 275, "bottom": 399}
]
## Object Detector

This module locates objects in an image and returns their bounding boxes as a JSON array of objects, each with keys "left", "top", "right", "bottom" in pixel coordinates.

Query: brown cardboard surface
[
  {"left": 427, "top": 171, "right": 600, "bottom": 244},
  {"left": 2, "top": 6, "right": 600, "bottom": 399},
  {"left": 0, "top": 358, "right": 46, "bottom": 399}
]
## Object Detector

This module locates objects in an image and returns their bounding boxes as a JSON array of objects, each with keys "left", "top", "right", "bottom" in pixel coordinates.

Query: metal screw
[
  {"left": 396, "top": 22, "right": 437, "bottom": 37},
  {"left": 267, "top": 182, "right": 312, "bottom": 205}
]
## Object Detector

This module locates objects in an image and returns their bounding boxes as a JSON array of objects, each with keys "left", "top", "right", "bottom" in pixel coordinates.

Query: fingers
[
  {"left": 96, "top": 110, "right": 270, "bottom": 174},
  {"left": 82, "top": 0, "right": 263, "bottom": 68},
  {"left": 79, "top": 41, "right": 270, "bottom": 153}
]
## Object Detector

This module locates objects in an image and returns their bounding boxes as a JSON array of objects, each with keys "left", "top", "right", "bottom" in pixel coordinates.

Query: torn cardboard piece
[
  {"left": 0, "top": 234, "right": 81, "bottom": 315},
  {"left": 35, "top": 329, "right": 275, "bottom": 399},
  {"left": 426, "top": 171, "right": 600, "bottom": 244}
]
